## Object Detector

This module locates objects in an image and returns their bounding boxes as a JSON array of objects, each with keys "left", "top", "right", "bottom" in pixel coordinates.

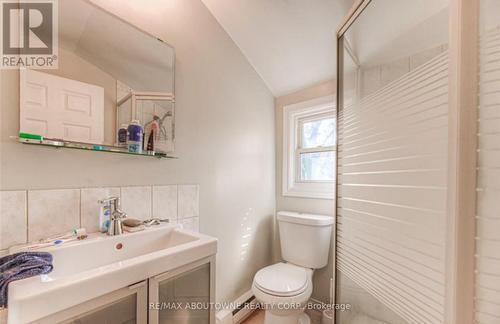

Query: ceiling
[{"left": 201, "top": 0, "right": 354, "bottom": 97}]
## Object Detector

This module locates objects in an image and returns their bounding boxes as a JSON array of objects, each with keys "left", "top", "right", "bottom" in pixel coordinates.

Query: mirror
[{"left": 19, "top": 0, "right": 175, "bottom": 155}]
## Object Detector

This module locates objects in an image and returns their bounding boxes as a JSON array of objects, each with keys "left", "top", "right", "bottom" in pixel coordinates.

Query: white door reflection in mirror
[{"left": 20, "top": 69, "right": 104, "bottom": 144}]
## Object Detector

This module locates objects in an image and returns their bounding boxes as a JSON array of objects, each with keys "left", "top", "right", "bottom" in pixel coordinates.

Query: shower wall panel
[{"left": 337, "top": 51, "right": 449, "bottom": 324}]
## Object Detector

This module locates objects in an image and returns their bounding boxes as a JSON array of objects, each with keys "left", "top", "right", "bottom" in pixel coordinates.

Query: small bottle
[
  {"left": 127, "top": 120, "right": 143, "bottom": 153},
  {"left": 146, "top": 129, "right": 155, "bottom": 154},
  {"left": 145, "top": 117, "right": 159, "bottom": 155},
  {"left": 98, "top": 201, "right": 112, "bottom": 233},
  {"left": 117, "top": 124, "right": 128, "bottom": 147}
]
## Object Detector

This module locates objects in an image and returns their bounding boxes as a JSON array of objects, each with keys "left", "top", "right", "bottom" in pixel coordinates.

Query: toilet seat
[
  {"left": 252, "top": 262, "right": 314, "bottom": 324},
  {"left": 254, "top": 263, "right": 309, "bottom": 297}
]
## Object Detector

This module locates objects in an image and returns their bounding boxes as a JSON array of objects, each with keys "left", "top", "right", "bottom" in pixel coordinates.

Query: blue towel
[{"left": 0, "top": 252, "right": 53, "bottom": 308}]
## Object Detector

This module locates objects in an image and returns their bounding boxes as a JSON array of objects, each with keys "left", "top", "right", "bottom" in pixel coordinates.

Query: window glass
[
  {"left": 300, "top": 151, "right": 335, "bottom": 181},
  {"left": 301, "top": 117, "right": 335, "bottom": 149},
  {"left": 283, "top": 98, "right": 335, "bottom": 198}
]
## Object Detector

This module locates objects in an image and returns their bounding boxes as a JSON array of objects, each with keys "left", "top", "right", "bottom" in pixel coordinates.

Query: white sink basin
[{"left": 7, "top": 224, "right": 217, "bottom": 324}]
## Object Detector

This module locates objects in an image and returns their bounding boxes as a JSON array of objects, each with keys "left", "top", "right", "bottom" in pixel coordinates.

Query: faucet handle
[
  {"left": 98, "top": 197, "right": 121, "bottom": 210},
  {"left": 115, "top": 210, "right": 127, "bottom": 219}
]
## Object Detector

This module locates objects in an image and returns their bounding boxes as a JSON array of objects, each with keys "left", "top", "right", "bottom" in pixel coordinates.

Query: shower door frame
[{"left": 333, "top": 1, "right": 479, "bottom": 324}]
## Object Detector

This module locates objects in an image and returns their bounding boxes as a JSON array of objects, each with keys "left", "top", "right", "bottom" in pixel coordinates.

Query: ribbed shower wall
[
  {"left": 474, "top": 26, "right": 500, "bottom": 324},
  {"left": 336, "top": 51, "right": 449, "bottom": 324}
]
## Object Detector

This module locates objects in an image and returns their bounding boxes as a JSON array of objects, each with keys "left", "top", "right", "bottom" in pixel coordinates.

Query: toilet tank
[{"left": 278, "top": 211, "right": 334, "bottom": 269}]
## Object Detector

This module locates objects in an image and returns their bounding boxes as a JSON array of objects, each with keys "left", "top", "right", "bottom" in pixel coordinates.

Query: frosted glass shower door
[
  {"left": 336, "top": 1, "right": 450, "bottom": 323},
  {"left": 474, "top": 1, "right": 500, "bottom": 322}
]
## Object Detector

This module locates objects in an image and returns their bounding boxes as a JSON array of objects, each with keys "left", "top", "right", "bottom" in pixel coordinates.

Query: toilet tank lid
[{"left": 277, "top": 211, "right": 334, "bottom": 226}]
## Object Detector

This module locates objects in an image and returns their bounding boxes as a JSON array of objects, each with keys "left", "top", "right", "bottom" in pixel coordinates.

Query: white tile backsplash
[
  {"left": 0, "top": 184, "right": 199, "bottom": 250},
  {"left": 120, "top": 186, "right": 152, "bottom": 221},
  {"left": 81, "top": 187, "right": 120, "bottom": 233},
  {"left": 28, "top": 189, "right": 80, "bottom": 242},
  {"left": 0, "top": 191, "right": 27, "bottom": 249},
  {"left": 180, "top": 217, "right": 199, "bottom": 232},
  {"left": 178, "top": 185, "right": 199, "bottom": 219},
  {"left": 153, "top": 185, "right": 178, "bottom": 221}
]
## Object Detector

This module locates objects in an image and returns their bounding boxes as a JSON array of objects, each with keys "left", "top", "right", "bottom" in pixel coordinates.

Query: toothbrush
[
  {"left": 54, "top": 234, "right": 88, "bottom": 245},
  {"left": 41, "top": 228, "right": 87, "bottom": 243},
  {"left": 23, "top": 235, "right": 88, "bottom": 250}
]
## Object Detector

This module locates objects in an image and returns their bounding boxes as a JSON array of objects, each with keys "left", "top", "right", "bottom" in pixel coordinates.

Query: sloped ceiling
[{"left": 201, "top": 0, "right": 354, "bottom": 97}]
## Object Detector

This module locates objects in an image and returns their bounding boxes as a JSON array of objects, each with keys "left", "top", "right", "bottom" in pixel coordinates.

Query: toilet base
[
  {"left": 264, "top": 311, "right": 310, "bottom": 324},
  {"left": 299, "top": 313, "right": 311, "bottom": 324}
]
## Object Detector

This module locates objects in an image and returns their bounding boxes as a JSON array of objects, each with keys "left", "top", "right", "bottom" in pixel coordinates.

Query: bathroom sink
[
  {"left": 48, "top": 226, "right": 200, "bottom": 277},
  {"left": 7, "top": 225, "right": 217, "bottom": 324}
]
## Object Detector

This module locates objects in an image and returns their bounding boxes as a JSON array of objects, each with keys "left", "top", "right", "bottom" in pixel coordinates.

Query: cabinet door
[
  {"left": 149, "top": 258, "right": 215, "bottom": 324},
  {"left": 33, "top": 281, "right": 147, "bottom": 324}
]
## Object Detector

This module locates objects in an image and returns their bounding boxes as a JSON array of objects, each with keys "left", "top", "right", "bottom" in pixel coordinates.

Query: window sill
[{"left": 283, "top": 182, "right": 335, "bottom": 200}]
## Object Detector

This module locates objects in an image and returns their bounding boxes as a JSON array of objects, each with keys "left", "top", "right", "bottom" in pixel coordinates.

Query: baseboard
[
  {"left": 215, "top": 290, "right": 258, "bottom": 324},
  {"left": 233, "top": 290, "right": 257, "bottom": 324},
  {"left": 216, "top": 294, "right": 329, "bottom": 324}
]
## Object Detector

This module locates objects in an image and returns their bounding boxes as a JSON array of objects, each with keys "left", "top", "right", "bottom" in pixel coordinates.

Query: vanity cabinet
[
  {"left": 34, "top": 281, "right": 148, "bottom": 324},
  {"left": 33, "top": 257, "right": 215, "bottom": 324},
  {"left": 149, "top": 258, "right": 215, "bottom": 324}
]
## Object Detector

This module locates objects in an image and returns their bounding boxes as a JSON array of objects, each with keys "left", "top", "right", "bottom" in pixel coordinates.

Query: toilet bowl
[
  {"left": 252, "top": 262, "right": 313, "bottom": 324},
  {"left": 252, "top": 211, "right": 334, "bottom": 324}
]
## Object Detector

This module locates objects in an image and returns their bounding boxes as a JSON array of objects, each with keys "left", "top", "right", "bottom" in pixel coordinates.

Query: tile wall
[{"left": 0, "top": 184, "right": 200, "bottom": 254}]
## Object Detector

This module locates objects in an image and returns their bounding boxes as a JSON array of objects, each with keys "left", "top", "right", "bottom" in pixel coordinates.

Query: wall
[
  {"left": 274, "top": 79, "right": 336, "bottom": 303},
  {"left": 0, "top": 0, "right": 275, "bottom": 304}
]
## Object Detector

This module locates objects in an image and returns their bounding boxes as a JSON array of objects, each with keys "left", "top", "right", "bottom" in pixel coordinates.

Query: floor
[
  {"left": 241, "top": 308, "right": 393, "bottom": 324},
  {"left": 241, "top": 309, "right": 321, "bottom": 324},
  {"left": 241, "top": 310, "right": 265, "bottom": 324}
]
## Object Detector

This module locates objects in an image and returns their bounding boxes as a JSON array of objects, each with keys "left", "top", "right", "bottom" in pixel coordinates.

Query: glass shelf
[{"left": 15, "top": 137, "right": 176, "bottom": 159}]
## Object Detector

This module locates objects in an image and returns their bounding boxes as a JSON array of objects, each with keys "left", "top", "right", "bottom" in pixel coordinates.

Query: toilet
[{"left": 252, "top": 211, "right": 334, "bottom": 324}]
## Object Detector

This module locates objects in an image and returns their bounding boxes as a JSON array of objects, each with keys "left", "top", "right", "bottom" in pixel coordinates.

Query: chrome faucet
[{"left": 98, "top": 197, "right": 127, "bottom": 236}]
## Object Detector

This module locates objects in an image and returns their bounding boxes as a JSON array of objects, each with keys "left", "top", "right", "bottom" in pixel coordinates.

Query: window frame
[
  {"left": 295, "top": 111, "right": 336, "bottom": 184},
  {"left": 283, "top": 95, "right": 335, "bottom": 199}
]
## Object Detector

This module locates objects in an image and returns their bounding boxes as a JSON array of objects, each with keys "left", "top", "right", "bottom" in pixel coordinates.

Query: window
[
  {"left": 283, "top": 96, "right": 335, "bottom": 199},
  {"left": 298, "top": 113, "right": 336, "bottom": 182}
]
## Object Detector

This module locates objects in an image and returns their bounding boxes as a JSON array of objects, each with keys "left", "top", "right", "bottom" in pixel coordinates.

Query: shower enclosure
[{"left": 334, "top": 0, "right": 492, "bottom": 323}]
